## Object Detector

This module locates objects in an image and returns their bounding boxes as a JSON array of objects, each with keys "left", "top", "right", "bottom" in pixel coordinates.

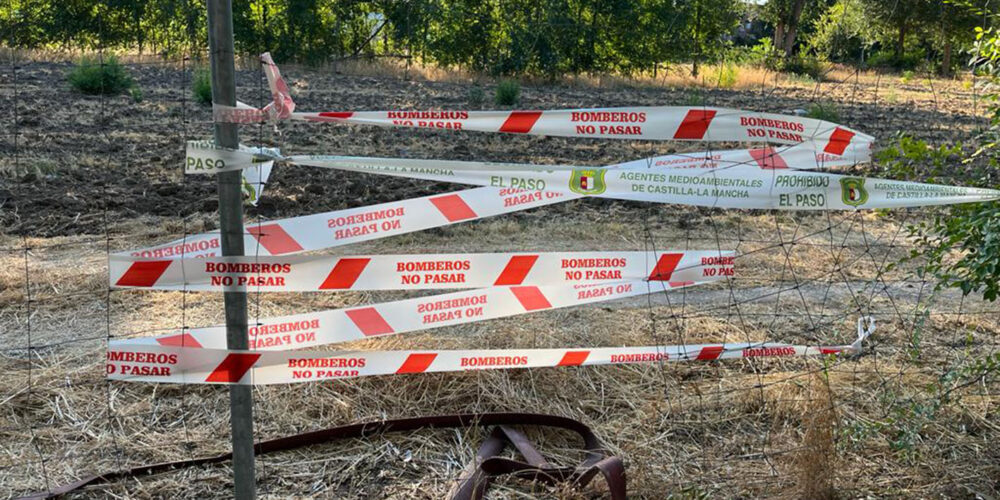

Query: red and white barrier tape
[
  {"left": 107, "top": 318, "right": 873, "bottom": 385},
  {"left": 124, "top": 186, "right": 577, "bottom": 259},
  {"left": 290, "top": 155, "right": 1000, "bottom": 210},
  {"left": 110, "top": 250, "right": 733, "bottom": 292},
  {"left": 118, "top": 279, "right": 707, "bottom": 351},
  {"left": 213, "top": 53, "right": 874, "bottom": 166}
]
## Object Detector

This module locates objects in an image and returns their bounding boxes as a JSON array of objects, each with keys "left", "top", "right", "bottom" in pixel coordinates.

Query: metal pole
[{"left": 207, "top": 1, "right": 255, "bottom": 498}]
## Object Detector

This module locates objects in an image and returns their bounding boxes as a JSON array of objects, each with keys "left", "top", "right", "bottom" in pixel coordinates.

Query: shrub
[
  {"left": 193, "top": 67, "right": 213, "bottom": 105},
  {"left": 67, "top": 55, "right": 134, "bottom": 95},
  {"left": 710, "top": 61, "right": 738, "bottom": 89},
  {"left": 495, "top": 79, "right": 520, "bottom": 106},
  {"left": 806, "top": 101, "right": 840, "bottom": 122},
  {"left": 867, "top": 50, "right": 923, "bottom": 71},
  {"left": 467, "top": 84, "right": 485, "bottom": 109},
  {"left": 746, "top": 38, "right": 783, "bottom": 69},
  {"left": 900, "top": 70, "right": 915, "bottom": 84},
  {"left": 129, "top": 87, "right": 143, "bottom": 103},
  {"left": 781, "top": 54, "right": 827, "bottom": 81}
]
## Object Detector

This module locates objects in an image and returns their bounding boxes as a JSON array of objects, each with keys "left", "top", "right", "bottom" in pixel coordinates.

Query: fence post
[{"left": 206, "top": 0, "right": 256, "bottom": 498}]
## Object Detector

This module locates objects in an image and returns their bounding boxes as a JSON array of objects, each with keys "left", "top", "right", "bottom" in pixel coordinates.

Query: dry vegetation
[{"left": 1, "top": 54, "right": 999, "bottom": 498}]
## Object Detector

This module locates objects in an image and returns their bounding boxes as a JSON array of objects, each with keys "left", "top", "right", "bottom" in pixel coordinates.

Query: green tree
[
  {"left": 678, "top": 0, "right": 741, "bottom": 76},
  {"left": 860, "top": 0, "right": 933, "bottom": 61},
  {"left": 807, "top": 0, "right": 877, "bottom": 63}
]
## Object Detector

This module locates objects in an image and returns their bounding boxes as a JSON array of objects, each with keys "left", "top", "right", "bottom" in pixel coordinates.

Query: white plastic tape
[
  {"left": 106, "top": 317, "right": 871, "bottom": 385},
  {"left": 124, "top": 186, "right": 578, "bottom": 259},
  {"left": 110, "top": 250, "right": 733, "bottom": 292},
  {"left": 117, "top": 279, "right": 710, "bottom": 351},
  {"left": 184, "top": 140, "right": 278, "bottom": 175},
  {"left": 213, "top": 54, "right": 874, "bottom": 166},
  {"left": 291, "top": 155, "right": 1000, "bottom": 210}
]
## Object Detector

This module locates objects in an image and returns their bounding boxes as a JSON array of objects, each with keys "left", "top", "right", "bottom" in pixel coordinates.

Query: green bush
[
  {"left": 193, "top": 67, "right": 213, "bottom": 105},
  {"left": 467, "top": 84, "right": 485, "bottom": 109},
  {"left": 867, "top": 50, "right": 924, "bottom": 71},
  {"left": 129, "top": 87, "right": 143, "bottom": 103},
  {"left": 746, "top": 38, "right": 783, "bottom": 69},
  {"left": 67, "top": 55, "right": 134, "bottom": 95},
  {"left": 780, "top": 54, "right": 827, "bottom": 81},
  {"left": 900, "top": 70, "right": 915, "bottom": 84},
  {"left": 806, "top": 101, "right": 840, "bottom": 122},
  {"left": 495, "top": 79, "right": 520, "bottom": 106},
  {"left": 710, "top": 61, "right": 738, "bottom": 89}
]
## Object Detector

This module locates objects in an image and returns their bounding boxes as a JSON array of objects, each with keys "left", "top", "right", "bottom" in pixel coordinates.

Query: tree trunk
[
  {"left": 692, "top": 1, "right": 701, "bottom": 77},
  {"left": 896, "top": 22, "right": 906, "bottom": 59},
  {"left": 942, "top": 38, "right": 952, "bottom": 76},
  {"left": 773, "top": 22, "right": 786, "bottom": 52},
  {"left": 783, "top": 0, "right": 806, "bottom": 57}
]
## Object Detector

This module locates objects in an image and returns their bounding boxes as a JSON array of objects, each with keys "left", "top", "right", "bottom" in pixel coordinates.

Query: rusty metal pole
[{"left": 207, "top": 0, "right": 255, "bottom": 498}]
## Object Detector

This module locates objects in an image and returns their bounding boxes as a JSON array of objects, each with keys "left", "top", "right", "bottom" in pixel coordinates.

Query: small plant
[
  {"left": 900, "top": 69, "right": 915, "bottom": 84},
  {"left": 495, "top": 79, "right": 520, "bottom": 106},
  {"left": 962, "top": 79, "right": 973, "bottom": 91},
  {"left": 806, "top": 101, "right": 840, "bottom": 122},
  {"left": 467, "top": 84, "right": 485, "bottom": 109},
  {"left": 129, "top": 87, "right": 143, "bottom": 103},
  {"left": 67, "top": 55, "right": 134, "bottom": 95},
  {"left": 193, "top": 67, "right": 213, "bottom": 105},
  {"left": 710, "top": 61, "right": 738, "bottom": 89},
  {"left": 683, "top": 91, "right": 708, "bottom": 106}
]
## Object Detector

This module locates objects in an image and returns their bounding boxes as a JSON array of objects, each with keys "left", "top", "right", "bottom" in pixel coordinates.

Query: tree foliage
[{"left": 0, "top": 0, "right": 742, "bottom": 76}]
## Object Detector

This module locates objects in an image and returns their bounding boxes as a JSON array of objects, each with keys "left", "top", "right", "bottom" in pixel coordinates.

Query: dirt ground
[{"left": 1, "top": 56, "right": 999, "bottom": 499}]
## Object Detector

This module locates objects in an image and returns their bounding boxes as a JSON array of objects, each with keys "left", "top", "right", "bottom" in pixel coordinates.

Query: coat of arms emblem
[{"left": 569, "top": 168, "right": 607, "bottom": 195}]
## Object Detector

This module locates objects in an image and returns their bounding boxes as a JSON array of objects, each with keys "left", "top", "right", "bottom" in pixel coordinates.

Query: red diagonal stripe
[
  {"left": 648, "top": 253, "right": 684, "bottom": 281},
  {"left": 494, "top": 255, "right": 539, "bottom": 286},
  {"left": 557, "top": 351, "right": 590, "bottom": 366},
  {"left": 499, "top": 111, "right": 543, "bottom": 133},
  {"left": 673, "top": 109, "right": 717, "bottom": 139},
  {"left": 668, "top": 281, "right": 695, "bottom": 288},
  {"left": 824, "top": 127, "right": 855, "bottom": 155},
  {"left": 510, "top": 286, "right": 552, "bottom": 311},
  {"left": 247, "top": 224, "right": 304, "bottom": 255},
  {"left": 345, "top": 307, "right": 394, "bottom": 336},
  {"left": 205, "top": 353, "right": 261, "bottom": 383},
  {"left": 115, "top": 260, "right": 172, "bottom": 287},
  {"left": 396, "top": 353, "right": 437, "bottom": 374},
  {"left": 696, "top": 346, "right": 724, "bottom": 360},
  {"left": 748, "top": 147, "right": 788, "bottom": 169},
  {"left": 319, "top": 258, "right": 371, "bottom": 289},
  {"left": 156, "top": 333, "right": 203, "bottom": 348},
  {"left": 429, "top": 194, "right": 477, "bottom": 222},
  {"left": 820, "top": 348, "right": 842, "bottom": 354},
  {"left": 317, "top": 112, "right": 355, "bottom": 119}
]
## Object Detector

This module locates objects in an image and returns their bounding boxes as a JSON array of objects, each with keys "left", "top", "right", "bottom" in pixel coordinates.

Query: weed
[
  {"left": 129, "top": 86, "right": 143, "bottom": 103},
  {"left": 193, "top": 67, "right": 213, "bottom": 105},
  {"left": 683, "top": 90, "right": 708, "bottom": 106},
  {"left": 467, "top": 84, "right": 485, "bottom": 109},
  {"left": 806, "top": 101, "right": 840, "bottom": 122},
  {"left": 67, "top": 55, "right": 134, "bottom": 95},
  {"left": 495, "top": 79, "right": 520, "bottom": 106},
  {"left": 710, "top": 61, "right": 738, "bottom": 89},
  {"left": 900, "top": 70, "right": 915, "bottom": 84}
]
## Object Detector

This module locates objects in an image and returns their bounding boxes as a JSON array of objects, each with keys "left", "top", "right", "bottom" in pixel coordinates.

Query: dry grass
[{"left": 3, "top": 207, "right": 1000, "bottom": 498}]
